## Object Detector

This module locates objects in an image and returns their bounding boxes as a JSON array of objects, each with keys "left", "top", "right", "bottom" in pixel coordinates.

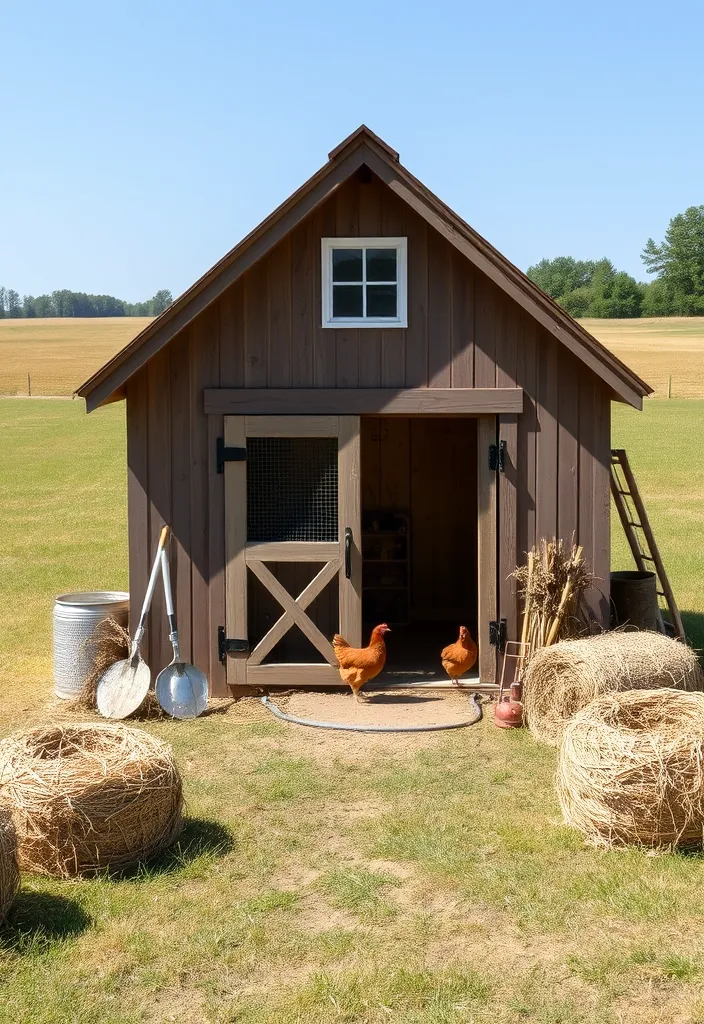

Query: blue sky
[{"left": 2, "top": 0, "right": 702, "bottom": 301}]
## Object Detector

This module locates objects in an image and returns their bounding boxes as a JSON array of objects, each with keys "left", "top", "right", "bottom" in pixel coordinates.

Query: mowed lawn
[
  {"left": 1, "top": 398, "right": 704, "bottom": 1024},
  {"left": 611, "top": 400, "right": 704, "bottom": 650},
  {"left": 1, "top": 315, "right": 704, "bottom": 399}
]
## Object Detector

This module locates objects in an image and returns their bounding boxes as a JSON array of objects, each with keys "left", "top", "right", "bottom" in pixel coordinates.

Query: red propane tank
[{"left": 493, "top": 681, "right": 524, "bottom": 729}]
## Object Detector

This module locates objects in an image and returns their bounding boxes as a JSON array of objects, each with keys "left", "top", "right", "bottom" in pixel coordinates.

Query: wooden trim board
[
  {"left": 224, "top": 415, "right": 247, "bottom": 687},
  {"left": 206, "top": 387, "right": 524, "bottom": 416},
  {"left": 245, "top": 415, "right": 340, "bottom": 437},
  {"left": 477, "top": 415, "right": 498, "bottom": 684},
  {"left": 245, "top": 541, "right": 340, "bottom": 562},
  {"left": 247, "top": 664, "right": 341, "bottom": 685},
  {"left": 338, "top": 415, "right": 362, "bottom": 646}
]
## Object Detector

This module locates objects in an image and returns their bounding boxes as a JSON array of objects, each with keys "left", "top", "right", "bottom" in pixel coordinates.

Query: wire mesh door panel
[{"left": 246, "top": 437, "right": 338, "bottom": 543}]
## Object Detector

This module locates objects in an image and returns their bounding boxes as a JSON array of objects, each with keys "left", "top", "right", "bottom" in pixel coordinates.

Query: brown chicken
[
  {"left": 441, "top": 625, "right": 478, "bottom": 685},
  {"left": 332, "top": 624, "right": 391, "bottom": 700}
]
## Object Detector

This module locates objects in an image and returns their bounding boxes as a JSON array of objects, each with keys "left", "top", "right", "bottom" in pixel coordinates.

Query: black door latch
[
  {"left": 488, "top": 440, "right": 507, "bottom": 473},
  {"left": 489, "top": 618, "right": 507, "bottom": 652}
]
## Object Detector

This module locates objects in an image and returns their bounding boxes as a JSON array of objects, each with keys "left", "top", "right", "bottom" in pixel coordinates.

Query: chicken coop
[{"left": 78, "top": 126, "right": 651, "bottom": 693}]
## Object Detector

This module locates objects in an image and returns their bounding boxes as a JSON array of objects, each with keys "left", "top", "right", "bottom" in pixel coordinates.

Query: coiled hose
[{"left": 260, "top": 692, "right": 483, "bottom": 733}]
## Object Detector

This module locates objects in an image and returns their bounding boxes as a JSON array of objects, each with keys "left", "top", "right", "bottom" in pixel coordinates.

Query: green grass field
[{"left": 1, "top": 398, "right": 703, "bottom": 1024}]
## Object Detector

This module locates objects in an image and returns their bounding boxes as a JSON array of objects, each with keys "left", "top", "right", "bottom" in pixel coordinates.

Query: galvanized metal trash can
[{"left": 53, "top": 592, "right": 130, "bottom": 699}]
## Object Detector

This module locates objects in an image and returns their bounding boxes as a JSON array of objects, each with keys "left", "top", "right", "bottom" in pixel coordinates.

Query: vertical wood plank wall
[{"left": 126, "top": 171, "right": 613, "bottom": 690}]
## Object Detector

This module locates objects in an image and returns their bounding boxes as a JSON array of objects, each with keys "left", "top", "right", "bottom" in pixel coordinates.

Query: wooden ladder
[{"left": 610, "top": 448, "right": 685, "bottom": 640}]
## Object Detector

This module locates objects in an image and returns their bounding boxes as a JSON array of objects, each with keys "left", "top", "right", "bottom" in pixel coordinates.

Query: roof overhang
[{"left": 77, "top": 125, "right": 652, "bottom": 412}]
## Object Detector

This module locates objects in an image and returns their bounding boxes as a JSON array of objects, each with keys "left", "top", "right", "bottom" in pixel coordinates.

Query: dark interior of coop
[{"left": 247, "top": 417, "right": 479, "bottom": 680}]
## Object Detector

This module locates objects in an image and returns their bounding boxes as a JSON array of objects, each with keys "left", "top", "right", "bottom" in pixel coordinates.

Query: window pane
[
  {"left": 366, "top": 248, "right": 397, "bottom": 282},
  {"left": 366, "top": 285, "right": 397, "bottom": 318},
  {"left": 332, "top": 248, "right": 363, "bottom": 282},
  {"left": 333, "top": 284, "right": 363, "bottom": 317}
]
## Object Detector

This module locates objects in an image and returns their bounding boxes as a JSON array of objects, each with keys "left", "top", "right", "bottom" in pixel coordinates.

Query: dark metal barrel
[{"left": 610, "top": 571, "right": 662, "bottom": 632}]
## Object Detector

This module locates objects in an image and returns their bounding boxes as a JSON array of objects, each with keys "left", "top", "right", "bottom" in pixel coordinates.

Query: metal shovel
[
  {"left": 96, "top": 526, "right": 169, "bottom": 719},
  {"left": 155, "top": 544, "right": 208, "bottom": 720}
]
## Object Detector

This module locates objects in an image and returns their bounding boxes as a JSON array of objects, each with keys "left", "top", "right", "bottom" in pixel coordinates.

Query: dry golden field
[
  {"left": 0, "top": 317, "right": 151, "bottom": 395},
  {"left": 0, "top": 315, "right": 703, "bottom": 397},
  {"left": 582, "top": 317, "right": 704, "bottom": 398}
]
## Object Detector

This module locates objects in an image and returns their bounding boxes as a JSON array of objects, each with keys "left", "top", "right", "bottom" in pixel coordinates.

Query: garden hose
[{"left": 260, "top": 692, "right": 483, "bottom": 733}]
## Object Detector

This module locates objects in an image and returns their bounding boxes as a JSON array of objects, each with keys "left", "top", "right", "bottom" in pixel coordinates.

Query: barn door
[{"left": 223, "top": 415, "right": 361, "bottom": 687}]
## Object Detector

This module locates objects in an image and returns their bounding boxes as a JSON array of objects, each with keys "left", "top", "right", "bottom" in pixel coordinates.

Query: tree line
[
  {"left": 528, "top": 205, "right": 704, "bottom": 318},
  {"left": 0, "top": 287, "right": 173, "bottom": 318}
]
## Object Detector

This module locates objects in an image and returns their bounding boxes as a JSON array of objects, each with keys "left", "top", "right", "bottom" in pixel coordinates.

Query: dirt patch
[
  {"left": 148, "top": 987, "right": 206, "bottom": 1024},
  {"left": 236, "top": 690, "right": 484, "bottom": 763},
  {"left": 286, "top": 689, "right": 479, "bottom": 728},
  {"left": 296, "top": 900, "right": 362, "bottom": 935}
]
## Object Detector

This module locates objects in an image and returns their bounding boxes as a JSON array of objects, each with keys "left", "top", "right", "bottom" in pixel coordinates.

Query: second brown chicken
[{"left": 441, "top": 626, "right": 478, "bottom": 685}]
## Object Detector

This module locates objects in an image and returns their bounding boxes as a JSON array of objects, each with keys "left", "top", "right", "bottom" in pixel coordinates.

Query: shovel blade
[
  {"left": 96, "top": 657, "right": 151, "bottom": 720},
  {"left": 155, "top": 663, "right": 208, "bottom": 720}
]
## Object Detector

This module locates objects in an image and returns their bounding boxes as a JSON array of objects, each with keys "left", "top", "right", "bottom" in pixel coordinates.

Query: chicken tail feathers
[{"left": 332, "top": 634, "right": 350, "bottom": 651}]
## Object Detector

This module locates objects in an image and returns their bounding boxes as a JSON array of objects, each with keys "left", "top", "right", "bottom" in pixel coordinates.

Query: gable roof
[{"left": 78, "top": 125, "right": 651, "bottom": 411}]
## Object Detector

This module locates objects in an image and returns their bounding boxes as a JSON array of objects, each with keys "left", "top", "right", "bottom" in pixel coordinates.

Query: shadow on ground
[
  {"left": 681, "top": 611, "right": 704, "bottom": 654},
  {"left": 1, "top": 890, "right": 90, "bottom": 949},
  {"left": 123, "top": 816, "right": 236, "bottom": 879},
  {"left": 365, "top": 693, "right": 443, "bottom": 705}
]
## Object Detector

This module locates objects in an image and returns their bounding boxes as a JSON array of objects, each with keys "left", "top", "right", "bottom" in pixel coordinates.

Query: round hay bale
[
  {"left": 0, "top": 809, "right": 19, "bottom": 925},
  {"left": 557, "top": 689, "right": 704, "bottom": 849},
  {"left": 524, "top": 631, "right": 703, "bottom": 745},
  {"left": 0, "top": 724, "right": 183, "bottom": 878}
]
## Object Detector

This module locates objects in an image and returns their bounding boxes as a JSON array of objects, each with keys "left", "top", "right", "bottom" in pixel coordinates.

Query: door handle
[{"left": 344, "top": 527, "right": 353, "bottom": 579}]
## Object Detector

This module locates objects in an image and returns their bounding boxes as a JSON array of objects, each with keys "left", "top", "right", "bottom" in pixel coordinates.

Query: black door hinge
[
  {"left": 489, "top": 618, "right": 507, "bottom": 652},
  {"left": 488, "top": 440, "right": 506, "bottom": 473},
  {"left": 218, "top": 626, "right": 250, "bottom": 664},
  {"left": 216, "top": 437, "right": 247, "bottom": 474}
]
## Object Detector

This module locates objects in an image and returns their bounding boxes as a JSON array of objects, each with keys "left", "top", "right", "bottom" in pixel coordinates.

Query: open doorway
[{"left": 361, "top": 417, "right": 478, "bottom": 683}]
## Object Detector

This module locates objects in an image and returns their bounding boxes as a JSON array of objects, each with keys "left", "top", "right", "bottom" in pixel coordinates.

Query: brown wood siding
[{"left": 125, "top": 169, "right": 613, "bottom": 690}]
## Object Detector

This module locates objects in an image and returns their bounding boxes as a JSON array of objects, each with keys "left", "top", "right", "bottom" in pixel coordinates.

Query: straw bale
[
  {"left": 74, "top": 616, "right": 131, "bottom": 711},
  {"left": 524, "top": 631, "right": 703, "bottom": 745},
  {"left": 73, "top": 617, "right": 164, "bottom": 719},
  {"left": 0, "top": 809, "right": 19, "bottom": 924},
  {"left": 557, "top": 688, "right": 704, "bottom": 848},
  {"left": 0, "top": 724, "right": 183, "bottom": 878}
]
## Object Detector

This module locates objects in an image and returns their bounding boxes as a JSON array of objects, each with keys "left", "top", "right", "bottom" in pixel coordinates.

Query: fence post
[
  {"left": 667, "top": 375, "right": 672, "bottom": 400},
  {"left": 27, "top": 372, "right": 31, "bottom": 397}
]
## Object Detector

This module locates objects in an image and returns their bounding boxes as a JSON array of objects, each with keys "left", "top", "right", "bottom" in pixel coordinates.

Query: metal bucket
[
  {"left": 53, "top": 592, "right": 130, "bottom": 699},
  {"left": 610, "top": 571, "right": 662, "bottom": 633}
]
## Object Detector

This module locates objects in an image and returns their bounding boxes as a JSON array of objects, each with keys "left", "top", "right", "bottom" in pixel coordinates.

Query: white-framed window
[{"left": 321, "top": 237, "right": 407, "bottom": 328}]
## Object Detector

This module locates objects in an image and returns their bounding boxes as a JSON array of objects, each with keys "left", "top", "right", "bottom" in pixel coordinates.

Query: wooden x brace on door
[{"left": 247, "top": 559, "right": 341, "bottom": 665}]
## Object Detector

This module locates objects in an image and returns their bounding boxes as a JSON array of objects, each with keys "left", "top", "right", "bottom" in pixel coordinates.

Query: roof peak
[{"left": 328, "top": 124, "right": 400, "bottom": 163}]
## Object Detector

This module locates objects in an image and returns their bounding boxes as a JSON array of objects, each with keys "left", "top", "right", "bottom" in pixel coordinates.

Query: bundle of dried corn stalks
[{"left": 513, "top": 539, "right": 593, "bottom": 663}]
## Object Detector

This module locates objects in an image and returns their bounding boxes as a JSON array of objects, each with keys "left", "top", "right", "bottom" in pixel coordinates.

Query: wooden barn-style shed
[{"left": 78, "top": 126, "right": 651, "bottom": 694}]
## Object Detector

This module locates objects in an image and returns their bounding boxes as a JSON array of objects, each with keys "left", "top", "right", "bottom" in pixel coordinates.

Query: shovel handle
[
  {"left": 160, "top": 547, "right": 181, "bottom": 662},
  {"left": 133, "top": 526, "right": 170, "bottom": 645}
]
